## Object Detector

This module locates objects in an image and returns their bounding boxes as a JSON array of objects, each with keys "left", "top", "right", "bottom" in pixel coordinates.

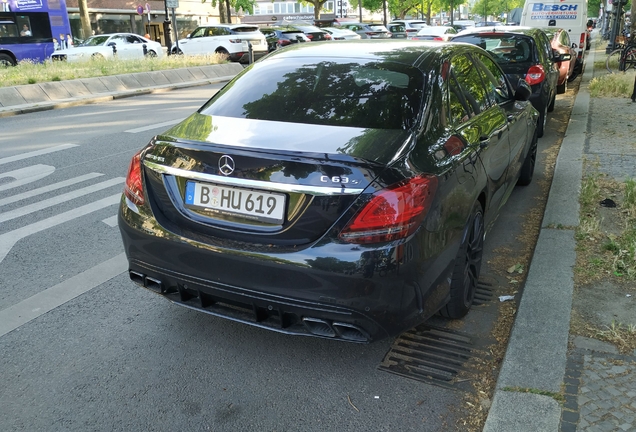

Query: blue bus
[{"left": 0, "top": 0, "right": 72, "bottom": 66}]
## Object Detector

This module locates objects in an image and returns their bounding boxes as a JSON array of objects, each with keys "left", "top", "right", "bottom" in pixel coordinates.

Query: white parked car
[
  {"left": 50, "top": 33, "right": 163, "bottom": 62},
  {"left": 173, "top": 24, "right": 267, "bottom": 63},
  {"left": 321, "top": 27, "right": 361, "bottom": 40},
  {"left": 408, "top": 26, "right": 457, "bottom": 41}
]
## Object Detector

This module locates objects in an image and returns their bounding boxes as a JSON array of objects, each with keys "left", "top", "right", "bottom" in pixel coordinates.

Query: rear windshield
[
  {"left": 200, "top": 57, "right": 425, "bottom": 130},
  {"left": 453, "top": 34, "right": 534, "bottom": 64},
  {"left": 369, "top": 25, "right": 389, "bottom": 32},
  {"left": 232, "top": 26, "right": 259, "bottom": 33}
]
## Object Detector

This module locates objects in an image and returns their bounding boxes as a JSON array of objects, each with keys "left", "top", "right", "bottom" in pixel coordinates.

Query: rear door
[
  {"left": 449, "top": 53, "right": 510, "bottom": 212},
  {"left": 474, "top": 52, "right": 529, "bottom": 195}
]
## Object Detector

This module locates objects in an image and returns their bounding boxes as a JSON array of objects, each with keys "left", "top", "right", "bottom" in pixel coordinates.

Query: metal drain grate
[
  {"left": 474, "top": 279, "right": 495, "bottom": 305},
  {"left": 378, "top": 324, "right": 489, "bottom": 391}
]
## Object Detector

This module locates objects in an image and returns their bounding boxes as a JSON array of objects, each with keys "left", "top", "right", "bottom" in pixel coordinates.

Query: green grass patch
[
  {"left": 501, "top": 386, "right": 565, "bottom": 403},
  {"left": 0, "top": 54, "right": 227, "bottom": 87},
  {"left": 589, "top": 71, "right": 636, "bottom": 98}
]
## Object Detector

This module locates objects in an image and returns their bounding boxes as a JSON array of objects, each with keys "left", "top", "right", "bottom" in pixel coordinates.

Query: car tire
[
  {"left": 146, "top": 50, "right": 157, "bottom": 58},
  {"left": 547, "top": 92, "right": 556, "bottom": 112},
  {"left": 215, "top": 48, "right": 230, "bottom": 61},
  {"left": 439, "top": 201, "right": 484, "bottom": 319},
  {"left": 557, "top": 79, "right": 567, "bottom": 94},
  {"left": 91, "top": 53, "right": 104, "bottom": 60},
  {"left": 537, "top": 104, "right": 547, "bottom": 138},
  {"left": 517, "top": 127, "right": 538, "bottom": 186},
  {"left": 0, "top": 53, "right": 15, "bottom": 67}
]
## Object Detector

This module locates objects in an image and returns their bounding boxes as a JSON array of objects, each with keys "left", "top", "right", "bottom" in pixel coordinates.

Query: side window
[
  {"left": 537, "top": 33, "right": 551, "bottom": 63},
  {"left": 111, "top": 35, "right": 127, "bottom": 44},
  {"left": 447, "top": 73, "right": 471, "bottom": 125},
  {"left": 451, "top": 54, "right": 490, "bottom": 114},
  {"left": 190, "top": 27, "right": 205, "bottom": 38},
  {"left": 474, "top": 53, "right": 511, "bottom": 104}
]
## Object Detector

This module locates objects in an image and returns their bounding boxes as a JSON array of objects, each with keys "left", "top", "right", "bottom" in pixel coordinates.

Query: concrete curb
[
  {"left": 0, "top": 63, "right": 244, "bottom": 118},
  {"left": 483, "top": 42, "right": 596, "bottom": 431}
]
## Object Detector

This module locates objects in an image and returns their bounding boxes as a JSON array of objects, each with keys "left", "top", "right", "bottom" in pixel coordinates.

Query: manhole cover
[{"left": 378, "top": 324, "right": 490, "bottom": 391}]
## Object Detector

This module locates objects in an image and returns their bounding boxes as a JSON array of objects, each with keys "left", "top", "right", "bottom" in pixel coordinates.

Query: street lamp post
[{"left": 163, "top": 0, "right": 172, "bottom": 55}]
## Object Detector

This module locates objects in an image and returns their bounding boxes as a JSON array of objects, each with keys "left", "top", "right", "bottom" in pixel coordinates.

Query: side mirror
[
  {"left": 515, "top": 79, "right": 532, "bottom": 101},
  {"left": 559, "top": 53, "right": 572, "bottom": 61},
  {"left": 107, "top": 42, "right": 116, "bottom": 47}
]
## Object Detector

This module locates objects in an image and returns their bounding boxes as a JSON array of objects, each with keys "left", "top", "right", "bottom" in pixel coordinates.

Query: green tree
[{"left": 202, "top": 0, "right": 256, "bottom": 23}]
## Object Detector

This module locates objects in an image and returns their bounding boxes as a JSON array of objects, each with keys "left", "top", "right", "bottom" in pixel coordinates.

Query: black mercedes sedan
[{"left": 119, "top": 41, "right": 538, "bottom": 343}]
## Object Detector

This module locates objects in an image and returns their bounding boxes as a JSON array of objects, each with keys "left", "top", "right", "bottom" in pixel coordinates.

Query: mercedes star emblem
[{"left": 218, "top": 155, "right": 235, "bottom": 176}]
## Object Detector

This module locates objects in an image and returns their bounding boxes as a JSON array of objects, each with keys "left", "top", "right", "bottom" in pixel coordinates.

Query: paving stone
[
  {"left": 80, "top": 77, "right": 109, "bottom": 94},
  {"left": 118, "top": 74, "right": 142, "bottom": 89},
  {"left": 146, "top": 71, "right": 171, "bottom": 86},
  {"left": 0, "top": 87, "right": 27, "bottom": 107},
  {"left": 98, "top": 76, "right": 126, "bottom": 92},
  {"left": 61, "top": 80, "right": 91, "bottom": 97},
  {"left": 16, "top": 85, "right": 51, "bottom": 103}
]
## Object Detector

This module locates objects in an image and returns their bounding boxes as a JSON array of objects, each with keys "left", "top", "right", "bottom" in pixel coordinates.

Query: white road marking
[
  {"left": 0, "top": 177, "right": 124, "bottom": 224},
  {"left": 101, "top": 215, "right": 118, "bottom": 227},
  {"left": 0, "top": 144, "right": 78, "bottom": 165},
  {"left": 0, "top": 253, "right": 127, "bottom": 337},
  {"left": 0, "top": 173, "right": 104, "bottom": 207},
  {"left": 124, "top": 118, "right": 183, "bottom": 134},
  {"left": 0, "top": 165, "right": 56, "bottom": 192},
  {"left": 0, "top": 193, "right": 121, "bottom": 264}
]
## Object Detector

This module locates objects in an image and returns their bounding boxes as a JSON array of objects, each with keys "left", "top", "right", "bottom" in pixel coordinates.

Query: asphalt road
[{"left": 0, "top": 83, "right": 574, "bottom": 431}]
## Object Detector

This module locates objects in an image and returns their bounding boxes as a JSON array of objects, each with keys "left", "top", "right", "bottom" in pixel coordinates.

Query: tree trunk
[
  {"left": 225, "top": 0, "right": 232, "bottom": 23},
  {"left": 77, "top": 0, "right": 91, "bottom": 39},
  {"left": 218, "top": 0, "right": 227, "bottom": 23},
  {"left": 427, "top": 1, "right": 431, "bottom": 25}
]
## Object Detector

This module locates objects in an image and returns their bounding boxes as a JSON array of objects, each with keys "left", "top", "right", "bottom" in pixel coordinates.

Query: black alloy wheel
[
  {"left": 0, "top": 53, "right": 16, "bottom": 67},
  {"left": 146, "top": 50, "right": 157, "bottom": 57},
  {"left": 440, "top": 201, "right": 484, "bottom": 319}
]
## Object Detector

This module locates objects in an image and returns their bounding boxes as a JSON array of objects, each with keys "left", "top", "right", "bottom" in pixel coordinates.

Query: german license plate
[{"left": 185, "top": 181, "right": 286, "bottom": 224}]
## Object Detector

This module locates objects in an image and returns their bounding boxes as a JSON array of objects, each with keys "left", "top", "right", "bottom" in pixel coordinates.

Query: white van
[{"left": 520, "top": 0, "right": 588, "bottom": 71}]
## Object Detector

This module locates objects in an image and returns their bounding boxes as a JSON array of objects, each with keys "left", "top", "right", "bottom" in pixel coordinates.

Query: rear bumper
[
  {"left": 118, "top": 197, "right": 456, "bottom": 343},
  {"left": 230, "top": 50, "right": 268, "bottom": 63}
]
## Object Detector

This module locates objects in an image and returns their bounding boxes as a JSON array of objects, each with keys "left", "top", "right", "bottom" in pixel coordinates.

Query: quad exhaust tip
[
  {"left": 129, "top": 271, "right": 163, "bottom": 293},
  {"left": 302, "top": 317, "right": 369, "bottom": 342}
]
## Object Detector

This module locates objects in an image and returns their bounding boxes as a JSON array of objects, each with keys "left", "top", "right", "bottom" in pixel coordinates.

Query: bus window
[{"left": 0, "top": 16, "right": 18, "bottom": 37}]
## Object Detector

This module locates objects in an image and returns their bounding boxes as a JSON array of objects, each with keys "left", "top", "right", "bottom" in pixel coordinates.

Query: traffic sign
[
  {"left": 136, "top": 4, "right": 144, "bottom": 14},
  {"left": 165, "top": 0, "right": 179, "bottom": 8},
  {"left": 145, "top": 2, "right": 151, "bottom": 12}
]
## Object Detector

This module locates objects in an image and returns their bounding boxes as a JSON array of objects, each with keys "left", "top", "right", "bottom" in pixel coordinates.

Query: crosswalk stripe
[
  {"left": 0, "top": 173, "right": 104, "bottom": 207},
  {"left": 0, "top": 144, "right": 78, "bottom": 165},
  {"left": 0, "top": 177, "right": 124, "bottom": 224},
  {"left": 0, "top": 165, "right": 56, "bottom": 192},
  {"left": 101, "top": 215, "right": 118, "bottom": 227},
  {"left": 0, "top": 253, "right": 127, "bottom": 337},
  {"left": 0, "top": 193, "right": 121, "bottom": 264}
]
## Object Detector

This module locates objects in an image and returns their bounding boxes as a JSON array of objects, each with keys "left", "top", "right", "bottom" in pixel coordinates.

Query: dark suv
[
  {"left": 453, "top": 26, "right": 564, "bottom": 137},
  {"left": 284, "top": 24, "right": 332, "bottom": 42},
  {"left": 260, "top": 27, "right": 311, "bottom": 52}
]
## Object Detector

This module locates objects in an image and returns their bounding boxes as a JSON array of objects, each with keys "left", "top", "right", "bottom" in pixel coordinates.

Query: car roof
[
  {"left": 455, "top": 25, "right": 539, "bottom": 37},
  {"left": 262, "top": 40, "right": 477, "bottom": 67},
  {"left": 197, "top": 24, "right": 258, "bottom": 29}
]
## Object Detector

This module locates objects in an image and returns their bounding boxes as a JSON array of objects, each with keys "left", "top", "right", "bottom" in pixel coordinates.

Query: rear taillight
[
  {"left": 228, "top": 39, "right": 242, "bottom": 43},
  {"left": 278, "top": 39, "right": 290, "bottom": 46},
  {"left": 579, "top": 32, "right": 585, "bottom": 48},
  {"left": 406, "top": 29, "right": 418, "bottom": 33},
  {"left": 525, "top": 64, "right": 545, "bottom": 85},
  {"left": 124, "top": 151, "right": 144, "bottom": 206},
  {"left": 324, "top": 34, "right": 332, "bottom": 40},
  {"left": 339, "top": 175, "right": 438, "bottom": 244},
  {"left": 365, "top": 32, "right": 378, "bottom": 36},
  {"left": 307, "top": 34, "right": 314, "bottom": 40},
  {"left": 433, "top": 36, "right": 444, "bottom": 41}
]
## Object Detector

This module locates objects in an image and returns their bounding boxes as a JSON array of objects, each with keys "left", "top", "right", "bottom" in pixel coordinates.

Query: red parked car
[{"left": 545, "top": 28, "right": 577, "bottom": 93}]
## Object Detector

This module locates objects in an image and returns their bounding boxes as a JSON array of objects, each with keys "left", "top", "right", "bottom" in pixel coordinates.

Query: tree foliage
[
  {"left": 470, "top": 0, "right": 524, "bottom": 19},
  {"left": 202, "top": 0, "right": 257, "bottom": 22}
]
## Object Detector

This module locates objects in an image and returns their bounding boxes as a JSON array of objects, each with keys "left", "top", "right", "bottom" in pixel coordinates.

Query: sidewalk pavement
[
  {"left": 0, "top": 62, "right": 243, "bottom": 118},
  {"left": 1, "top": 47, "right": 634, "bottom": 432},
  {"left": 484, "top": 38, "right": 636, "bottom": 432}
]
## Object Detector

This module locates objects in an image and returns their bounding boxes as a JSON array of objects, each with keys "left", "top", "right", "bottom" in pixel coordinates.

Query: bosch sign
[{"left": 532, "top": 3, "right": 578, "bottom": 10}]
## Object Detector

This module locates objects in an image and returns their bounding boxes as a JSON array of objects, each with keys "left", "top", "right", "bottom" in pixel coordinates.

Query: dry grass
[
  {"left": 589, "top": 70, "right": 636, "bottom": 98},
  {"left": 0, "top": 54, "right": 227, "bottom": 87}
]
